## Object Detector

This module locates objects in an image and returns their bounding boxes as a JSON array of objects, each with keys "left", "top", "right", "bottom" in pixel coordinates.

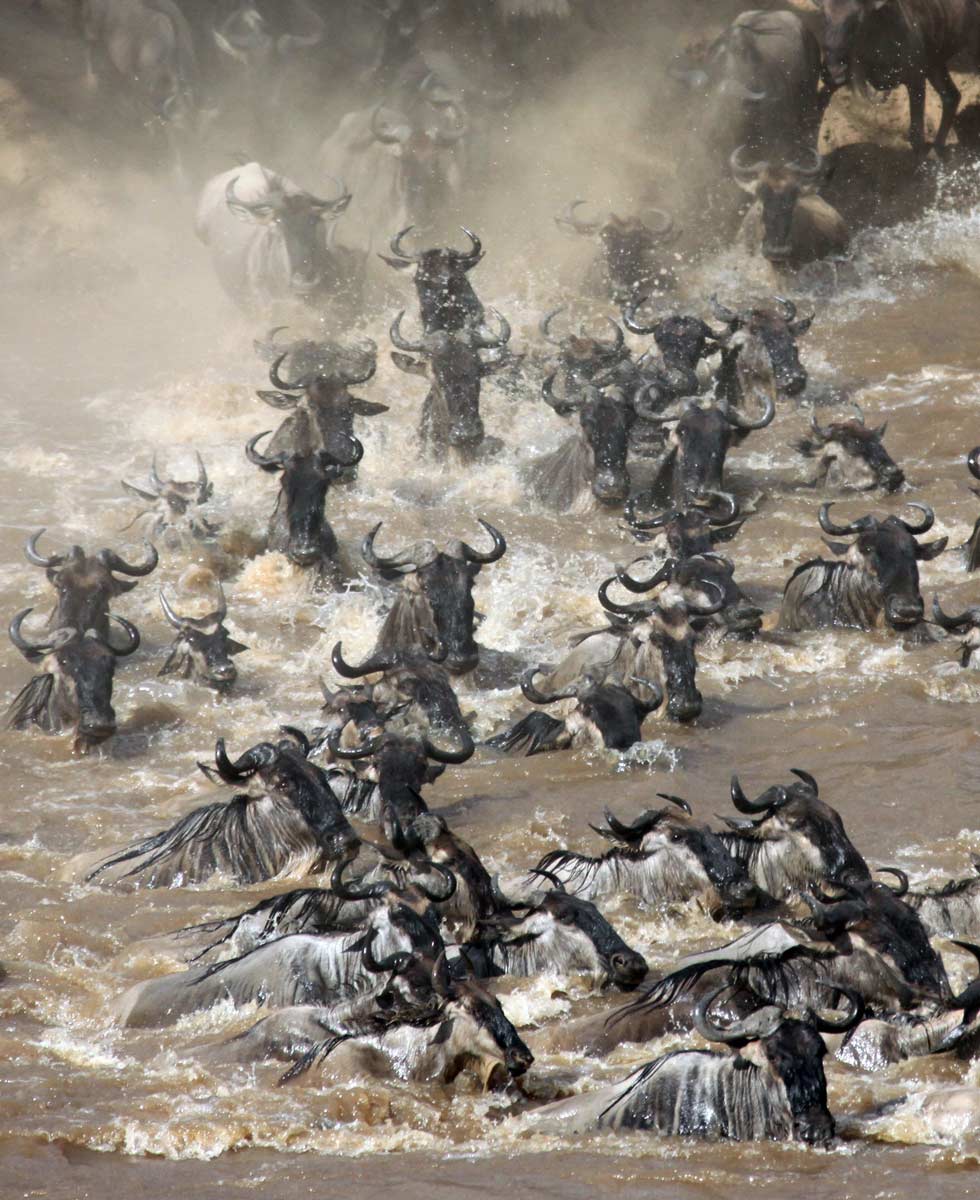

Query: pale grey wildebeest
[{"left": 195, "top": 162, "right": 358, "bottom": 313}]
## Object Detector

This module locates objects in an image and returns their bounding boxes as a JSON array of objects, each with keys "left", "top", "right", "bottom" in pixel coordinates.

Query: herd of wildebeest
[{"left": 9, "top": 0, "right": 980, "bottom": 1153}]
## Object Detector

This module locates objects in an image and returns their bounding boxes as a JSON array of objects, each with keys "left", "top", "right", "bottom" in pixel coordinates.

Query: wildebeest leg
[
  {"left": 927, "top": 67, "right": 961, "bottom": 152},
  {"left": 907, "top": 76, "right": 928, "bottom": 153}
]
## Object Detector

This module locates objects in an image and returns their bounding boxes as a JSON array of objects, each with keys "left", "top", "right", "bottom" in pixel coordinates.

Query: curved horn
[
  {"left": 527, "top": 866, "right": 567, "bottom": 892},
  {"left": 624, "top": 498, "right": 678, "bottom": 531},
  {"left": 212, "top": 737, "right": 276, "bottom": 782},
  {"left": 269, "top": 352, "right": 304, "bottom": 391},
  {"left": 362, "top": 931, "right": 412, "bottom": 972},
  {"left": 646, "top": 208, "right": 674, "bottom": 236},
  {"left": 932, "top": 595, "right": 973, "bottom": 630},
  {"left": 596, "top": 806, "right": 663, "bottom": 843},
  {"left": 809, "top": 411, "right": 832, "bottom": 443},
  {"left": 875, "top": 867, "right": 909, "bottom": 897},
  {"left": 630, "top": 676, "right": 665, "bottom": 712},
  {"left": 555, "top": 198, "right": 602, "bottom": 235},
  {"left": 245, "top": 431, "right": 283, "bottom": 472},
  {"left": 897, "top": 502, "right": 935, "bottom": 535},
  {"left": 731, "top": 775, "right": 788, "bottom": 814},
  {"left": 98, "top": 541, "right": 159, "bottom": 577},
  {"left": 8, "top": 608, "right": 57, "bottom": 661},
  {"left": 722, "top": 394, "right": 775, "bottom": 430},
  {"left": 730, "top": 144, "right": 768, "bottom": 182},
  {"left": 326, "top": 728, "right": 384, "bottom": 761},
  {"left": 460, "top": 519, "right": 506, "bottom": 564},
  {"left": 789, "top": 768, "right": 819, "bottom": 796},
  {"left": 456, "top": 226, "right": 482, "bottom": 269},
  {"left": 812, "top": 984, "right": 863, "bottom": 1033},
  {"left": 390, "top": 225, "right": 420, "bottom": 260},
  {"left": 331, "top": 641, "right": 395, "bottom": 680},
  {"left": 423, "top": 731, "right": 475, "bottom": 764},
  {"left": 655, "top": 792, "right": 693, "bottom": 815},
  {"left": 361, "top": 522, "right": 419, "bottom": 574},
  {"left": 600, "top": 318, "right": 625, "bottom": 355},
  {"left": 24, "top": 528, "right": 63, "bottom": 569},
  {"left": 539, "top": 306, "right": 565, "bottom": 346},
  {"left": 104, "top": 615, "right": 141, "bottom": 657},
  {"left": 697, "top": 492, "right": 740, "bottom": 526},
  {"left": 541, "top": 371, "right": 575, "bottom": 415},
  {"left": 327, "top": 436, "right": 364, "bottom": 469},
  {"left": 774, "top": 295, "right": 797, "bottom": 322},
  {"left": 520, "top": 665, "right": 578, "bottom": 706},
  {"left": 615, "top": 557, "right": 674, "bottom": 594},
  {"left": 799, "top": 889, "right": 867, "bottom": 932},
  {"left": 415, "top": 861, "right": 457, "bottom": 903},
  {"left": 194, "top": 452, "right": 211, "bottom": 504},
  {"left": 818, "top": 502, "right": 875, "bottom": 537},
  {"left": 331, "top": 855, "right": 393, "bottom": 902},
  {"left": 621, "top": 296, "right": 659, "bottom": 336},
  {"left": 693, "top": 983, "right": 783, "bottom": 1044},
  {"left": 597, "top": 576, "right": 657, "bottom": 616},
  {"left": 474, "top": 308, "right": 510, "bottom": 350},
  {"left": 968, "top": 447, "right": 980, "bottom": 482},
  {"left": 225, "top": 175, "right": 270, "bottom": 214},
  {"left": 389, "top": 311, "right": 426, "bottom": 354},
  {"left": 684, "top": 579, "right": 727, "bottom": 616},
  {"left": 787, "top": 148, "right": 823, "bottom": 178}
]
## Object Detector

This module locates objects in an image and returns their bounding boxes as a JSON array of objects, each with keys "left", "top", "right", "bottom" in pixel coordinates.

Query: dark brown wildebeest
[
  {"left": 818, "top": 0, "right": 980, "bottom": 152},
  {"left": 963, "top": 446, "right": 980, "bottom": 570},
  {"left": 555, "top": 201, "right": 677, "bottom": 303}
]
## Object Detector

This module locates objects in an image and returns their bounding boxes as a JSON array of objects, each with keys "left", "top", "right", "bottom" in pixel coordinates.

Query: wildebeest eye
[{"left": 557, "top": 908, "right": 577, "bottom": 925}]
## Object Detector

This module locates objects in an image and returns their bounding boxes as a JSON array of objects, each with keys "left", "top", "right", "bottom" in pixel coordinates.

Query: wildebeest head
[
  {"left": 361, "top": 518, "right": 506, "bottom": 673},
  {"left": 331, "top": 642, "right": 474, "bottom": 758},
  {"left": 433, "top": 960, "right": 534, "bottom": 1084},
  {"left": 795, "top": 405, "right": 904, "bottom": 493},
  {"left": 555, "top": 200, "right": 676, "bottom": 301},
  {"left": 541, "top": 370, "right": 638, "bottom": 505},
  {"left": 246, "top": 431, "right": 363, "bottom": 568},
  {"left": 6, "top": 608, "right": 140, "bottom": 752},
  {"left": 625, "top": 492, "right": 745, "bottom": 555},
  {"left": 121, "top": 453, "right": 217, "bottom": 541},
  {"left": 390, "top": 310, "right": 512, "bottom": 452},
  {"left": 694, "top": 982, "right": 861, "bottom": 1146},
  {"left": 818, "top": 501, "right": 947, "bottom": 628},
  {"left": 381, "top": 225, "right": 482, "bottom": 332},
  {"left": 540, "top": 307, "right": 631, "bottom": 389},
  {"left": 964, "top": 447, "right": 980, "bottom": 572},
  {"left": 932, "top": 595, "right": 980, "bottom": 667},
  {"left": 212, "top": 0, "right": 325, "bottom": 67},
  {"left": 539, "top": 799, "right": 757, "bottom": 913},
  {"left": 819, "top": 0, "right": 877, "bottom": 88},
  {"left": 486, "top": 875, "right": 649, "bottom": 990},
  {"left": 597, "top": 572, "right": 722, "bottom": 722},
  {"left": 200, "top": 728, "right": 359, "bottom": 860},
  {"left": 159, "top": 585, "right": 246, "bottom": 690},
  {"left": 721, "top": 769, "right": 870, "bottom": 896},
  {"left": 225, "top": 173, "right": 351, "bottom": 297},
  {"left": 25, "top": 529, "right": 158, "bottom": 639},
  {"left": 711, "top": 295, "right": 811, "bottom": 398},
  {"left": 623, "top": 303, "right": 726, "bottom": 387},
  {"left": 518, "top": 665, "right": 664, "bottom": 751},
  {"left": 731, "top": 147, "right": 825, "bottom": 265}
]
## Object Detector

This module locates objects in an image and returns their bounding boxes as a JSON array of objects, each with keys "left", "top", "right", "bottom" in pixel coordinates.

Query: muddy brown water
[{"left": 4, "top": 15, "right": 980, "bottom": 1200}]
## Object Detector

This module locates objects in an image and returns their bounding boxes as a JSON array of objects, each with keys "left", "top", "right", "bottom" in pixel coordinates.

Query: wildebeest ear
[
  {"left": 349, "top": 398, "right": 390, "bottom": 416},
  {"left": 225, "top": 638, "right": 249, "bottom": 656},
  {"left": 377, "top": 254, "right": 414, "bottom": 271},
  {"left": 158, "top": 644, "right": 185, "bottom": 676},
  {"left": 788, "top": 317, "right": 813, "bottom": 336},
  {"left": 821, "top": 538, "right": 851, "bottom": 557},
  {"left": 430, "top": 1018, "right": 455, "bottom": 1045},
  {"left": 917, "top": 536, "right": 948, "bottom": 561},
  {"left": 256, "top": 390, "right": 299, "bottom": 410},
  {"left": 390, "top": 352, "right": 428, "bottom": 376},
  {"left": 873, "top": 422, "right": 888, "bottom": 438}
]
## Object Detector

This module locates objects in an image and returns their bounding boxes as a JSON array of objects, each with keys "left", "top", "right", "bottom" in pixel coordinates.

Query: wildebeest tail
[
  {"left": 4, "top": 673, "right": 55, "bottom": 731},
  {"left": 486, "top": 712, "right": 567, "bottom": 755},
  {"left": 84, "top": 800, "right": 230, "bottom": 883}
]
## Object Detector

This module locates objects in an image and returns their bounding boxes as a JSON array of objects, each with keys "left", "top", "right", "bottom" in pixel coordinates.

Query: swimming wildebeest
[
  {"left": 389, "top": 310, "right": 514, "bottom": 458},
  {"left": 555, "top": 200, "right": 677, "bottom": 302},
  {"left": 246, "top": 431, "right": 363, "bottom": 577},
  {"left": 615, "top": 551, "right": 763, "bottom": 640},
  {"left": 361, "top": 519, "right": 506, "bottom": 672},
  {"left": 5, "top": 609, "right": 140, "bottom": 754},
  {"left": 195, "top": 162, "right": 356, "bottom": 312},
  {"left": 24, "top": 529, "right": 158, "bottom": 640},
  {"left": 158, "top": 585, "right": 247, "bottom": 690},
  {"left": 533, "top": 799, "right": 757, "bottom": 914},
  {"left": 779, "top": 502, "right": 946, "bottom": 631},
  {"left": 121, "top": 452, "right": 217, "bottom": 544},
  {"left": 818, "top": 0, "right": 980, "bottom": 153},
  {"left": 931, "top": 595, "right": 980, "bottom": 666},
  {"left": 85, "top": 730, "right": 359, "bottom": 888},
  {"left": 381, "top": 226, "right": 485, "bottom": 331},
  {"left": 710, "top": 295, "right": 812, "bottom": 403},
  {"left": 793, "top": 405, "right": 904, "bottom": 493},
  {"left": 731, "top": 148, "right": 850, "bottom": 268},
  {"left": 963, "top": 446, "right": 980, "bottom": 570},
  {"left": 526, "top": 981, "right": 860, "bottom": 1144}
]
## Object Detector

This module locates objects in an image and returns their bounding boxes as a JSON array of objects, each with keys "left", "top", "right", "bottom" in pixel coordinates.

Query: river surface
[{"left": 3, "top": 7, "right": 980, "bottom": 1199}]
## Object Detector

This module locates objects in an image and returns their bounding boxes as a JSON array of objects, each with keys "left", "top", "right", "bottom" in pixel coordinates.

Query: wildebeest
[
  {"left": 81, "top": 0, "right": 200, "bottom": 127},
  {"left": 246, "top": 431, "right": 363, "bottom": 576},
  {"left": 121, "top": 453, "right": 217, "bottom": 544},
  {"left": 907, "top": 860, "right": 980, "bottom": 938},
  {"left": 486, "top": 666, "right": 664, "bottom": 755},
  {"left": 253, "top": 335, "right": 385, "bottom": 464},
  {"left": 718, "top": 770, "right": 870, "bottom": 898},
  {"left": 779, "top": 502, "right": 947, "bottom": 631},
  {"left": 360, "top": 519, "right": 505, "bottom": 672},
  {"left": 85, "top": 730, "right": 359, "bottom": 888},
  {"left": 195, "top": 162, "right": 356, "bottom": 312},
  {"left": 532, "top": 800, "right": 757, "bottom": 915},
  {"left": 621, "top": 306, "right": 725, "bottom": 401},
  {"left": 5, "top": 609, "right": 140, "bottom": 754},
  {"left": 381, "top": 226, "right": 485, "bottom": 331},
  {"left": 319, "top": 78, "right": 468, "bottom": 254},
  {"left": 555, "top": 200, "right": 677, "bottom": 302},
  {"left": 963, "top": 446, "right": 980, "bottom": 570},
  {"left": 930, "top": 595, "right": 980, "bottom": 666},
  {"left": 24, "top": 528, "right": 158, "bottom": 640},
  {"left": 731, "top": 148, "right": 850, "bottom": 267},
  {"left": 818, "top": 0, "right": 980, "bottom": 152},
  {"left": 389, "top": 310, "right": 514, "bottom": 458},
  {"left": 111, "top": 898, "right": 445, "bottom": 1028},
  {"left": 669, "top": 10, "right": 823, "bottom": 156},
  {"left": 527, "top": 982, "right": 859, "bottom": 1144},
  {"left": 211, "top": 0, "right": 324, "bottom": 66},
  {"left": 711, "top": 295, "right": 811, "bottom": 403},
  {"left": 625, "top": 492, "right": 745, "bottom": 551},
  {"left": 159, "top": 585, "right": 246, "bottom": 689},
  {"left": 330, "top": 642, "right": 475, "bottom": 756},
  {"left": 794, "top": 406, "right": 904, "bottom": 493}
]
